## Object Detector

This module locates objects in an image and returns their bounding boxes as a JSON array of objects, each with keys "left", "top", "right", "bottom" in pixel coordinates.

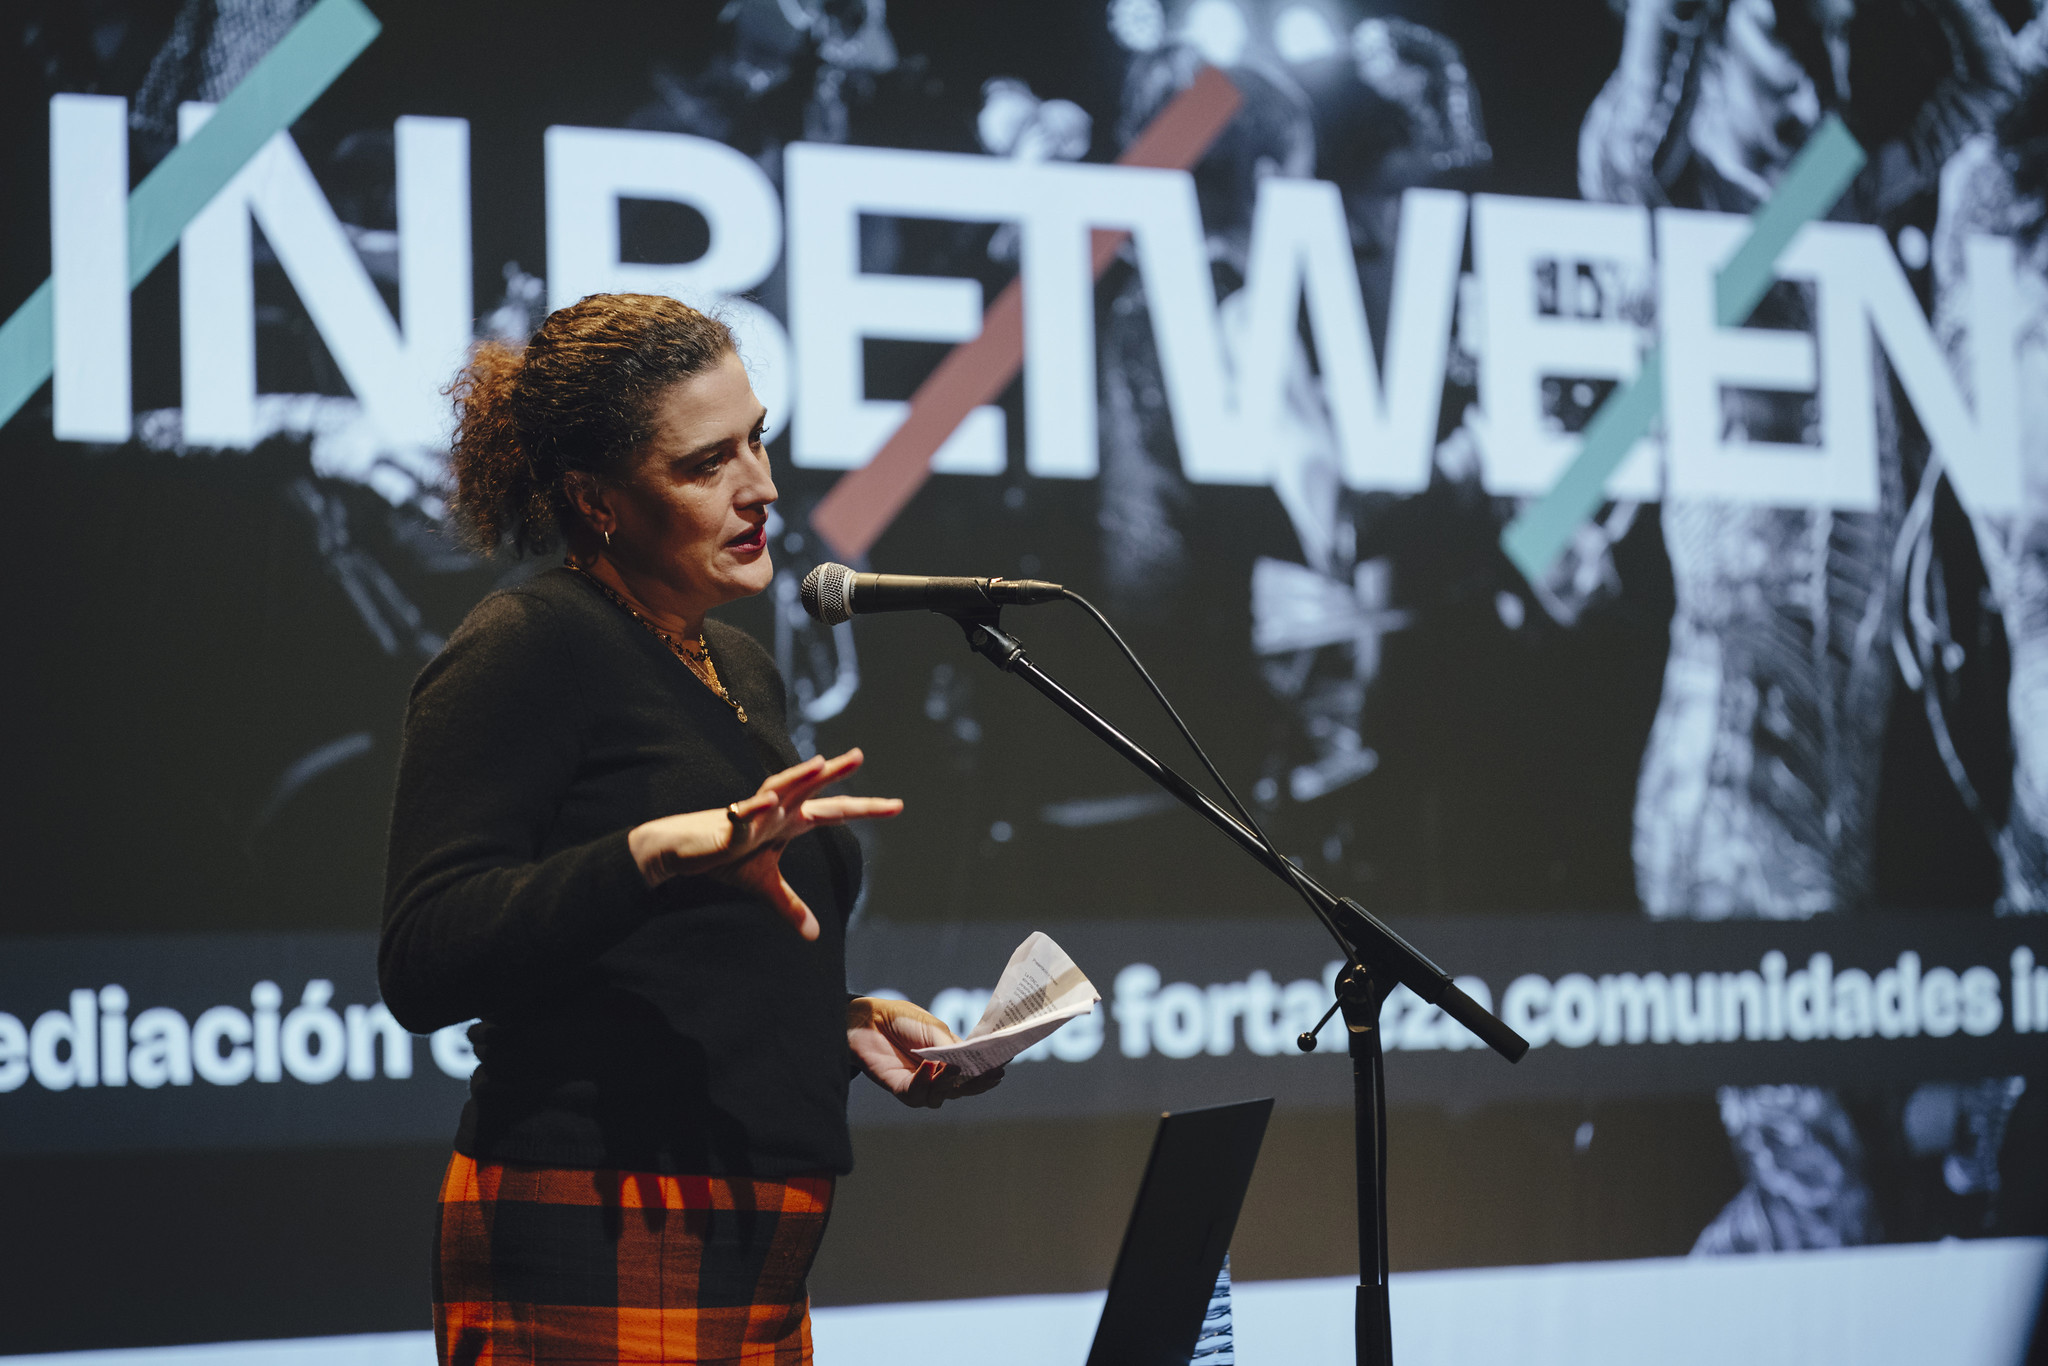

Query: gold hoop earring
[{"left": 603, "top": 530, "right": 612, "bottom": 548}]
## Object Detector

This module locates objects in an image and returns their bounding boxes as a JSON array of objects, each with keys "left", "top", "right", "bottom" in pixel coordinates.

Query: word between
[{"left": 31, "top": 101, "right": 2026, "bottom": 518}]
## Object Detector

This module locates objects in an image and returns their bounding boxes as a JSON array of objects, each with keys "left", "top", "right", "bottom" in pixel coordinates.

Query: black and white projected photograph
[{"left": 2, "top": 0, "right": 2046, "bottom": 1363}]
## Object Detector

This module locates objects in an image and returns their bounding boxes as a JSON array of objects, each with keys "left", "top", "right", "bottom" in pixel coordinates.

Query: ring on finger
[{"left": 727, "top": 803, "right": 752, "bottom": 827}]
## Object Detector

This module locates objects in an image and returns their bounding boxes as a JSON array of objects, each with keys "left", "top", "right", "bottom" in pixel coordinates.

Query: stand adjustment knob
[{"left": 1297, "top": 995, "right": 1344, "bottom": 1052}]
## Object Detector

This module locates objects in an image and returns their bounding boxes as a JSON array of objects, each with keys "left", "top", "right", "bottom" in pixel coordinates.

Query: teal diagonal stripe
[
  {"left": 1712, "top": 117, "right": 1866, "bottom": 328},
  {"left": 0, "top": 0, "right": 382, "bottom": 429},
  {"left": 1500, "top": 346, "right": 1666, "bottom": 577},
  {"left": 0, "top": 283, "right": 55, "bottom": 434},
  {"left": 1500, "top": 113, "right": 1868, "bottom": 584}
]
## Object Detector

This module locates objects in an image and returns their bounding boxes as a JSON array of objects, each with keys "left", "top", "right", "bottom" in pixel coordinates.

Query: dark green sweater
[{"left": 380, "top": 567, "right": 862, "bottom": 1176}]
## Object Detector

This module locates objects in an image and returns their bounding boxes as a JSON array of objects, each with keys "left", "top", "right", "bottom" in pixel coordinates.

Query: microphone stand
[{"left": 945, "top": 610, "right": 1527, "bottom": 1366}]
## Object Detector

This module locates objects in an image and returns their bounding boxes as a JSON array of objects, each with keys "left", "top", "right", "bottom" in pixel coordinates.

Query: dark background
[{"left": 0, "top": 0, "right": 2039, "bottom": 1352}]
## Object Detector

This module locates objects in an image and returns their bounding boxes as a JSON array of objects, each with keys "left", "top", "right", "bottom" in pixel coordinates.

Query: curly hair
[{"left": 446, "top": 294, "right": 735, "bottom": 555}]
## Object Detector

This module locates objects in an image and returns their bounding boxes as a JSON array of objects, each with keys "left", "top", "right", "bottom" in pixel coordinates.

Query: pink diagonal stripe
[{"left": 809, "top": 67, "right": 1243, "bottom": 561}]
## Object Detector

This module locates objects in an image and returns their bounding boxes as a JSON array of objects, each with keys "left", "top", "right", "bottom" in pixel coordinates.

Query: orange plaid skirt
[{"left": 433, "top": 1152, "right": 835, "bottom": 1365}]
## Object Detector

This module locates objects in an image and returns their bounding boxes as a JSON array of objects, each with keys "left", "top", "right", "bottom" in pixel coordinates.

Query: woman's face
[{"left": 608, "top": 352, "right": 778, "bottom": 616}]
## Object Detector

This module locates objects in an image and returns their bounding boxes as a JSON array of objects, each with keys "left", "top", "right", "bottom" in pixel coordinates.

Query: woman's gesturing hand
[
  {"left": 846, "top": 997, "right": 1006, "bottom": 1109},
  {"left": 626, "top": 748, "right": 902, "bottom": 939}
]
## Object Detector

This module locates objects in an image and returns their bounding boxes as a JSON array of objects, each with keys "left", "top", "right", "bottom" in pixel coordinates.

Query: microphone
[{"left": 800, "top": 562, "right": 1063, "bottom": 625}]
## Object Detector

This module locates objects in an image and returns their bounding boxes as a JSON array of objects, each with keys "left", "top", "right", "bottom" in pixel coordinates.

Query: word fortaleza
[{"left": 0, "top": 981, "right": 476, "bottom": 1093}]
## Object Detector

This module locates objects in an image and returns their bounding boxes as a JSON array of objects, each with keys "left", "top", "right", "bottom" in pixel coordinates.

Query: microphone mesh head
[{"left": 800, "top": 562, "right": 856, "bottom": 625}]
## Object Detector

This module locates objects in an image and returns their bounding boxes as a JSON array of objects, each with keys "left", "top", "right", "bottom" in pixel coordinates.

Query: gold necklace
[{"left": 567, "top": 563, "right": 747, "bottom": 724}]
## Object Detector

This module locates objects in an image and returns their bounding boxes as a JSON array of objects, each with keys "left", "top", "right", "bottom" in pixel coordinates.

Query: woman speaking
[{"left": 380, "top": 293, "right": 999, "bottom": 1365}]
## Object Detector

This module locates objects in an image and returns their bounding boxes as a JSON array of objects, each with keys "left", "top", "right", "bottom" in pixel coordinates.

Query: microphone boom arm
[{"left": 949, "top": 613, "right": 1527, "bottom": 1063}]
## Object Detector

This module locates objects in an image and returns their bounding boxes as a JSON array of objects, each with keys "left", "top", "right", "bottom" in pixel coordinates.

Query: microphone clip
[{"left": 954, "top": 610, "right": 1029, "bottom": 672}]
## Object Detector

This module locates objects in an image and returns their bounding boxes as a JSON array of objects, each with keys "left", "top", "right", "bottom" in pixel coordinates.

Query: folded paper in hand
[{"left": 912, "top": 931, "right": 1100, "bottom": 1078}]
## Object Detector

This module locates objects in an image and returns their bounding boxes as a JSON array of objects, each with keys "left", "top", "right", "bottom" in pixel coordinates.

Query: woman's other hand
[
  {"left": 626, "top": 748, "right": 902, "bottom": 939},
  {"left": 847, "top": 997, "right": 1007, "bottom": 1109}
]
